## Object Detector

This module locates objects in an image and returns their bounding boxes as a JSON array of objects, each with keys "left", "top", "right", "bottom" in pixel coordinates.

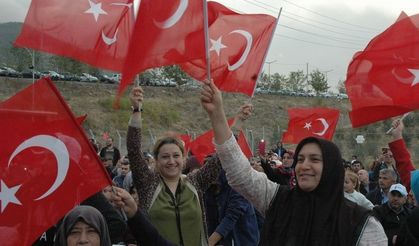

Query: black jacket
[
  {"left": 366, "top": 188, "right": 384, "bottom": 206},
  {"left": 373, "top": 203, "right": 411, "bottom": 246}
]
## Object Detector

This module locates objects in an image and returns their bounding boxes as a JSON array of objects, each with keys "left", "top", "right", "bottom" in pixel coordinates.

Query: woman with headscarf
[
  {"left": 200, "top": 79, "right": 388, "bottom": 246},
  {"left": 55, "top": 206, "right": 111, "bottom": 246}
]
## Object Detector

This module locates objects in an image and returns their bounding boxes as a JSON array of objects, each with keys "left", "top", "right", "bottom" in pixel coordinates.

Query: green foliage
[
  {"left": 337, "top": 80, "right": 346, "bottom": 94},
  {"left": 270, "top": 73, "right": 287, "bottom": 91},
  {"left": 309, "top": 69, "right": 329, "bottom": 94},
  {"left": 8, "top": 46, "right": 32, "bottom": 71},
  {"left": 98, "top": 96, "right": 181, "bottom": 129},
  {"left": 160, "top": 65, "right": 192, "bottom": 85},
  {"left": 283, "top": 70, "right": 306, "bottom": 91}
]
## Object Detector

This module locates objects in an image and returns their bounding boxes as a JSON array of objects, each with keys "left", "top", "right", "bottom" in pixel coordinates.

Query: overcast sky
[{"left": 2, "top": 0, "right": 419, "bottom": 91}]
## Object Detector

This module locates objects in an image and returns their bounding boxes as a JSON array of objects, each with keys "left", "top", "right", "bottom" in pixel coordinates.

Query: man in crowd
[
  {"left": 100, "top": 137, "right": 121, "bottom": 167},
  {"left": 358, "top": 169, "right": 376, "bottom": 196},
  {"left": 351, "top": 160, "right": 363, "bottom": 174},
  {"left": 113, "top": 157, "right": 131, "bottom": 188},
  {"left": 373, "top": 183, "right": 412, "bottom": 246},
  {"left": 367, "top": 169, "right": 397, "bottom": 205}
]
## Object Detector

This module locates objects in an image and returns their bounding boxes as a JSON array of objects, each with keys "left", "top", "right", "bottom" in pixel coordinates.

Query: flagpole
[
  {"left": 385, "top": 112, "right": 410, "bottom": 134},
  {"left": 251, "top": 7, "right": 282, "bottom": 98},
  {"left": 203, "top": 0, "right": 212, "bottom": 81}
]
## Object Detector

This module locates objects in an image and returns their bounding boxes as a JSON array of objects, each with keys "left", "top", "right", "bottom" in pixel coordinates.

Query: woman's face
[
  {"left": 344, "top": 175, "right": 355, "bottom": 193},
  {"left": 67, "top": 221, "right": 100, "bottom": 246},
  {"left": 282, "top": 153, "right": 293, "bottom": 167},
  {"left": 156, "top": 143, "right": 184, "bottom": 180},
  {"left": 295, "top": 143, "right": 323, "bottom": 192}
]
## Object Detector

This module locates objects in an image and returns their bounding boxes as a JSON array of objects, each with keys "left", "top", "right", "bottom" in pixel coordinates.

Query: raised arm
[
  {"left": 127, "top": 87, "right": 156, "bottom": 201},
  {"left": 200, "top": 80, "right": 278, "bottom": 215},
  {"left": 388, "top": 119, "right": 416, "bottom": 192}
]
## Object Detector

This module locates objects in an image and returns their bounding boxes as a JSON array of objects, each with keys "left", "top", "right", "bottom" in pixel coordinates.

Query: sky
[{"left": 1, "top": 0, "right": 419, "bottom": 91}]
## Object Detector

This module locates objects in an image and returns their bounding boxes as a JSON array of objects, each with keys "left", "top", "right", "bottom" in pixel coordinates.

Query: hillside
[{"left": 1, "top": 77, "right": 418, "bottom": 168}]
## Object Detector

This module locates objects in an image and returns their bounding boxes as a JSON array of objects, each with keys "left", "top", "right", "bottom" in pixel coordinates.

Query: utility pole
[{"left": 306, "top": 62, "right": 309, "bottom": 82}]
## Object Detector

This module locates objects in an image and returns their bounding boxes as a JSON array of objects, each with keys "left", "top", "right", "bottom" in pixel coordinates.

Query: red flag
[
  {"left": 346, "top": 12, "right": 419, "bottom": 127},
  {"left": 181, "top": 2, "right": 276, "bottom": 96},
  {"left": 179, "top": 134, "right": 192, "bottom": 154},
  {"left": 237, "top": 130, "right": 253, "bottom": 158},
  {"left": 0, "top": 78, "right": 111, "bottom": 245},
  {"left": 117, "top": 0, "right": 206, "bottom": 102},
  {"left": 76, "top": 114, "right": 87, "bottom": 125},
  {"left": 282, "top": 108, "right": 340, "bottom": 144},
  {"left": 14, "top": 0, "right": 134, "bottom": 71},
  {"left": 189, "top": 118, "right": 235, "bottom": 165},
  {"left": 258, "top": 139, "right": 266, "bottom": 156}
]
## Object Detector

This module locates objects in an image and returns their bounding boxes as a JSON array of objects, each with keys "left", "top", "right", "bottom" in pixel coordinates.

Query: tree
[
  {"left": 337, "top": 80, "right": 347, "bottom": 94},
  {"left": 309, "top": 69, "right": 329, "bottom": 94},
  {"left": 160, "top": 65, "right": 191, "bottom": 85},
  {"left": 284, "top": 70, "right": 306, "bottom": 91},
  {"left": 8, "top": 46, "right": 32, "bottom": 71},
  {"left": 270, "top": 73, "right": 287, "bottom": 91}
]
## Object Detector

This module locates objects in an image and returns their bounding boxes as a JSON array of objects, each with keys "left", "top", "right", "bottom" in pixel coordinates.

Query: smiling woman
[
  {"left": 200, "top": 79, "right": 388, "bottom": 246},
  {"left": 126, "top": 86, "right": 221, "bottom": 246}
]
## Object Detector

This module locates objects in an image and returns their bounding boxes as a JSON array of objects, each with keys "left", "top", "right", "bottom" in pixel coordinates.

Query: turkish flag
[
  {"left": 180, "top": 1, "right": 277, "bottom": 96},
  {"left": 117, "top": 0, "right": 206, "bottom": 101},
  {"left": 14, "top": 0, "right": 134, "bottom": 72},
  {"left": 346, "top": 12, "right": 419, "bottom": 127},
  {"left": 189, "top": 118, "right": 235, "bottom": 165},
  {"left": 237, "top": 130, "right": 253, "bottom": 159},
  {"left": 76, "top": 114, "right": 87, "bottom": 125},
  {"left": 0, "top": 78, "right": 111, "bottom": 245},
  {"left": 179, "top": 134, "right": 192, "bottom": 154},
  {"left": 282, "top": 108, "right": 340, "bottom": 144},
  {"left": 258, "top": 140, "right": 266, "bottom": 156}
]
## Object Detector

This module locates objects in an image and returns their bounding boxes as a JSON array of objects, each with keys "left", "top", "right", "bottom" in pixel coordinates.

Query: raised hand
[
  {"left": 130, "top": 86, "right": 144, "bottom": 110},
  {"left": 237, "top": 103, "right": 253, "bottom": 121},
  {"left": 111, "top": 186, "right": 138, "bottom": 219},
  {"left": 391, "top": 118, "right": 404, "bottom": 140},
  {"left": 200, "top": 79, "right": 223, "bottom": 116}
]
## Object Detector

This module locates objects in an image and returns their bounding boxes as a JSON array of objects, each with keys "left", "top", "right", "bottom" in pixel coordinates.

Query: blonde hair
[
  {"left": 152, "top": 135, "right": 185, "bottom": 159},
  {"left": 345, "top": 170, "right": 360, "bottom": 191}
]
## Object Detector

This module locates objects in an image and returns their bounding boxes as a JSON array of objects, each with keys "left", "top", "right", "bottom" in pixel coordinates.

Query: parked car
[
  {"left": 110, "top": 73, "right": 120, "bottom": 84},
  {"left": 21, "top": 69, "right": 41, "bottom": 79},
  {"left": 80, "top": 73, "right": 99, "bottom": 82},
  {"left": 40, "top": 71, "right": 64, "bottom": 80},
  {"left": 1, "top": 66, "right": 21, "bottom": 77},
  {"left": 98, "top": 74, "right": 115, "bottom": 84},
  {"left": 61, "top": 72, "right": 80, "bottom": 81},
  {"left": 0, "top": 67, "right": 7, "bottom": 76}
]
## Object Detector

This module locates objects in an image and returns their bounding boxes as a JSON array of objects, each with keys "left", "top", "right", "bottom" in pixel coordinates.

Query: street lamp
[
  {"left": 265, "top": 60, "right": 277, "bottom": 85},
  {"left": 320, "top": 69, "right": 333, "bottom": 81}
]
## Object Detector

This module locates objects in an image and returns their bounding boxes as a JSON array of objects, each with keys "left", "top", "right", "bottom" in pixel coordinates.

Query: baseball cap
[{"left": 389, "top": 183, "right": 408, "bottom": 197}]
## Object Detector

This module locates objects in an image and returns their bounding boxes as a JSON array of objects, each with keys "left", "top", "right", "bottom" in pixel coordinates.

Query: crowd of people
[{"left": 33, "top": 83, "right": 419, "bottom": 246}]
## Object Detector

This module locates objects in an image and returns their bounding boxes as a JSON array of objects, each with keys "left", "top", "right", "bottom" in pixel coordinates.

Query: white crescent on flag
[
  {"left": 154, "top": 0, "right": 188, "bottom": 29},
  {"left": 8, "top": 135, "right": 70, "bottom": 201},
  {"left": 102, "top": 29, "right": 118, "bottom": 45},
  {"left": 313, "top": 118, "right": 329, "bottom": 136},
  {"left": 227, "top": 30, "right": 253, "bottom": 71}
]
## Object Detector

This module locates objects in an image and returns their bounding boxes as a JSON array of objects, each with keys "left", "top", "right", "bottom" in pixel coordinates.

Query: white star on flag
[
  {"left": 407, "top": 69, "right": 419, "bottom": 87},
  {"left": 304, "top": 122, "right": 312, "bottom": 130},
  {"left": 0, "top": 180, "right": 22, "bottom": 213},
  {"left": 85, "top": 0, "right": 108, "bottom": 22},
  {"left": 209, "top": 37, "right": 227, "bottom": 56}
]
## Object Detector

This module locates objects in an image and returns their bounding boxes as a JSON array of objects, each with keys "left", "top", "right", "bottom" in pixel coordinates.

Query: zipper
[{"left": 164, "top": 180, "right": 184, "bottom": 246}]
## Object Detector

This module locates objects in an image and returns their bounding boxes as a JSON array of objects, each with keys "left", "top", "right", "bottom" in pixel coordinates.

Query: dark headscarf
[
  {"left": 55, "top": 205, "right": 111, "bottom": 246},
  {"left": 259, "top": 137, "right": 370, "bottom": 246}
]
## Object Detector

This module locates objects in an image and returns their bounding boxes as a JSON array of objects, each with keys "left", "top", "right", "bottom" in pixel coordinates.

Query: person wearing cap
[{"left": 373, "top": 183, "right": 412, "bottom": 246}]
